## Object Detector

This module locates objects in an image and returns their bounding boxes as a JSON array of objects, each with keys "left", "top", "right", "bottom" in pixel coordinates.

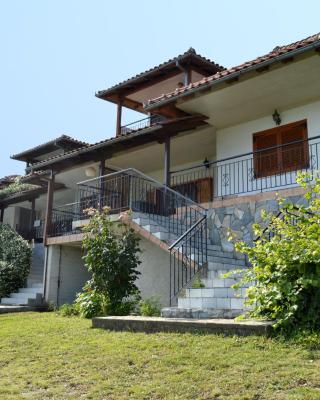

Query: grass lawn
[{"left": 0, "top": 313, "right": 320, "bottom": 399}]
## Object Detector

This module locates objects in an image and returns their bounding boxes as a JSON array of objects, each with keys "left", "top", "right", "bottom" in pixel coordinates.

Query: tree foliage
[
  {"left": 0, "top": 224, "right": 31, "bottom": 298},
  {"left": 80, "top": 208, "right": 141, "bottom": 316},
  {"left": 230, "top": 172, "right": 320, "bottom": 331}
]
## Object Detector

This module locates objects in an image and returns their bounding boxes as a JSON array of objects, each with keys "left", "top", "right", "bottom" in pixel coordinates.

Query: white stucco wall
[
  {"left": 214, "top": 99, "right": 320, "bottom": 197},
  {"left": 136, "top": 237, "right": 171, "bottom": 307}
]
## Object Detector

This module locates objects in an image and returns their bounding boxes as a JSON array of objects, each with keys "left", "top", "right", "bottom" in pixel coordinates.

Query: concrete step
[
  {"left": 19, "top": 287, "right": 44, "bottom": 294},
  {"left": 178, "top": 297, "right": 247, "bottom": 310},
  {"left": 201, "top": 277, "right": 250, "bottom": 288},
  {"left": 10, "top": 292, "right": 38, "bottom": 300},
  {"left": 161, "top": 307, "right": 244, "bottom": 319},
  {"left": 207, "top": 269, "right": 246, "bottom": 279},
  {"left": 140, "top": 224, "right": 169, "bottom": 233},
  {"left": 1, "top": 297, "right": 29, "bottom": 305},
  {"left": 207, "top": 256, "right": 246, "bottom": 266},
  {"left": 185, "top": 287, "right": 247, "bottom": 299}
]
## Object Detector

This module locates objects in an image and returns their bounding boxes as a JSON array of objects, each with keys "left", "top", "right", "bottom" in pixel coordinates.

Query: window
[{"left": 253, "top": 120, "right": 309, "bottom": 178}]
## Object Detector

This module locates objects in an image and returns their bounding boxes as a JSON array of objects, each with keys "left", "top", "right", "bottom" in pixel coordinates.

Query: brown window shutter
[
  {"left": 253, "top": 131, "right": 279, "bottom": 178},
  {"left": 280, "top": 122, "right": 309, "bottom": 171},
  {"left": 196, "top": 177, "right": 213, "bottom": 203}
]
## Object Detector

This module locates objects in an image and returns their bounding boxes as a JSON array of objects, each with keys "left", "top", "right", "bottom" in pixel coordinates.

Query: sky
[{"left": 1, "top": 0, "right": 320, "bottom": 177}]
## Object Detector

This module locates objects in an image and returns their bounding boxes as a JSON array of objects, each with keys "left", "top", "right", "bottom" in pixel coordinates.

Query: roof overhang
[
  {"left": 145, "top": 38, "right": 320, "bottom": 112},
  {"left": 26, "top": 115, "right": 208, "bottom": 173}
]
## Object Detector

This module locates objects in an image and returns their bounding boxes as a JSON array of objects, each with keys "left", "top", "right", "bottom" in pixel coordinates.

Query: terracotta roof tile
[{"left": 145, "top": 33, "right": 320, "bottom": 108}]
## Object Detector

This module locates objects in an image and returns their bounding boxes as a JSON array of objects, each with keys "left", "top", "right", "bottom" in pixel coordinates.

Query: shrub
[
  {"left": 0, "top": 224, "right": 31, "bottom": 298},
  {"left": 58, "top": 303, "right": 80, "bottom": 317},
  {"left": 192, "top": 276, "right": 205, "bottom": 289},
  {"left": 75, "top": 282, "right": 108, "bottom": 318},
  {"left": 80, "top": 208, "right": 141, "bottom": 317},
  {"left": 228, "top": 172, "right": 320, "bottom": 332},
  {"left": 139, "top": 297, "right": 161, "bottom": 317}
]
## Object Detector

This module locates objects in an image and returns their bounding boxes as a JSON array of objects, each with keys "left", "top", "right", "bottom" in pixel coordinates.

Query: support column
[
  {"left": 116, "top": 100, "right": 123, "bottom": 137},
  {"left": 164, "top": 136, "right": 171, "bottom": 187},
  {"left": 43, "top": 172, "right": 55, "bottom": 244}
]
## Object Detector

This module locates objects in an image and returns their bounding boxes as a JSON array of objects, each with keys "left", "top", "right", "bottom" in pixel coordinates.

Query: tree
[{"left": 80, "top": 207, "right": 141, "bottom": 316}]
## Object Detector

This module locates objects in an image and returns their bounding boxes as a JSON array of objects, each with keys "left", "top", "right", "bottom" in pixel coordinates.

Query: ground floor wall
[
  {"left": 44, "top": 237, "right": 171, "bottom": 308},
  {"left": 45, "top": 244, "right": 91, "bottom": 306},
  {"left": 206, "top": 187, "right": 307, "bottom": 251}
]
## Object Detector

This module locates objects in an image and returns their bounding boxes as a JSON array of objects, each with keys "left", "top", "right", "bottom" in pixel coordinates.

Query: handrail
[
  {"left": 171, "top": 135, "right": 320, "bottom": 174},
  {"left": 168, "top": 216, "right": 206, "bottom": 250},
  {"left": 77, "top": 167, "right": 207, "bottom": 213}
]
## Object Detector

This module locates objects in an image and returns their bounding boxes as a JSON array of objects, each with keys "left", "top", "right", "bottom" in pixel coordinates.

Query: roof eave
[{"left": 145, "top": 40, "right": 320, "bottom": 111}]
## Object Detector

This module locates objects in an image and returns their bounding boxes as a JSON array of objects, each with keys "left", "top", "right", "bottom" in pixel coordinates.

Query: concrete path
[{"left": 92, "top": 315, "right": 274, "bottom": 336}]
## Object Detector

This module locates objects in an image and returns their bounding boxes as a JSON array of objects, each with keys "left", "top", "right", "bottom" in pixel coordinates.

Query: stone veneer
[{"left": 207, "top": 189, "right": 308, "bottom": 253}]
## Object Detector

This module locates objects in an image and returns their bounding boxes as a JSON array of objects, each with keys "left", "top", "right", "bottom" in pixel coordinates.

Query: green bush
[
  {"left": 229, "top": 172, "right": 320, "bottom": 332},
  {"left": 75, "top": 282, "right": 108, "bottom": 318},
  {"left": 0, "top": 224, "right": 31, "bottom": 298},
  {"left": 80, "top": 208, "right": 142, "bottom": 317},
  {"left": 58, "top": 303, "right": 80, "bottom": 317},
  {"left": 139, "top": 297, "right": 161, "bottom": 317}
]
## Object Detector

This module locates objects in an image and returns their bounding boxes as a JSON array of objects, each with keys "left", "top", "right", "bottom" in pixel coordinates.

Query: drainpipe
[{"left": 175, "top": 60, "right": 191, "bottom": 86}]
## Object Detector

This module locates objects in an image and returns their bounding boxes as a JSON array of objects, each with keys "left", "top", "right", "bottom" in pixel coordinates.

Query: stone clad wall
[{"left": 208, "top": 193, "right": 307, "bottom": 252}]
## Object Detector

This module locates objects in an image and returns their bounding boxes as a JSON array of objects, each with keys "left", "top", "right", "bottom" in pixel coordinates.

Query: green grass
[{"left": 0, "top": 313, "right": 320, "bottom": 399}]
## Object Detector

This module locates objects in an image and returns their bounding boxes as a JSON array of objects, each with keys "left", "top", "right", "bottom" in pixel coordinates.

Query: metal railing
[
  {"left": 171, "top": 135, "right": 320, "bottom": 201},
  {"left": 49, "top": 203, "right": 83, "bottom": 237},
  {"left": 120, "top": 114, "right": 166, "bottom": 135},
  {"left": 169, "top": 216, "right": 207, "bottom": 305},
  {"left": 76, "top": 168, "right": 206, "bottom": 238}
]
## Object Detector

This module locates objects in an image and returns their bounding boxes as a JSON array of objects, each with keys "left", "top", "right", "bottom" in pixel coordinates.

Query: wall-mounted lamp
[
  {"left": 203, "top": 157, "right": 210, "bottom": 169},
  {"left": 272, "top": 109, "right": 281, "bottom": 126},
  {"left": 84, "top": 166, "right": 97, "bottom": 177}
]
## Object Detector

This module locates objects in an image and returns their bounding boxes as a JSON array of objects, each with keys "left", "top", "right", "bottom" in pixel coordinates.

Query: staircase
[
  {"left": 78, "top": 168, "right": 249, "bottom": 319},
  {"left": 1, "top": 243, "right": 45, "bottom": 306},
  {"left": 131, "top": 210, "right": 249, "bottom": 319}
]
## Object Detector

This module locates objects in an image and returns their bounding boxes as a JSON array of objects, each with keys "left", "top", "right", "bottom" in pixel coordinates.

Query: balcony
[{"left": 170, "top": 135, "right": 320, "bottom": 201}]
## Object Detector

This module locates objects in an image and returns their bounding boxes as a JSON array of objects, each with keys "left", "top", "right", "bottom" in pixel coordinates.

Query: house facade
[{"left": 1, "top": 33, "right": 320, "bottom": 318}]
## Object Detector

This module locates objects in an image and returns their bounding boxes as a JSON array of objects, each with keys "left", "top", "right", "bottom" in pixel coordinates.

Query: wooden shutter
[
  {"left": 196, "top": 178, "right": 213, "bottom": 203},
  {"left": 253, "top": 130, "right": 279, "bottom": 178},
  {"left": 253, "top": 119, "right": 308, "bottom": 178},
  {"left": 280, "top": 121, "right": 308, "bottom": 172}
]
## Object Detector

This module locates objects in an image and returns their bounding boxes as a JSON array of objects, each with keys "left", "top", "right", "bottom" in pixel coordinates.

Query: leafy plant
[
  {"left": 0, "top": 224, "right": 31, "bottom": 298},
  {"left": 58, "top": 303, "right": 80, "bottom": 317},
  {"left": 139, "top": 296, "right": 161, "bottom": 317},
  {"left": 80, "top": 208, "right": 141, "bottom": 317},
  {"left": 75, "top": 281, "right": 109, "bottom": 318},
  {"left": 0, "top": 177, "right": 39, "bottom": 200},
  {"left": 228, "top": 171, "right": 320, "bottom": 332}
]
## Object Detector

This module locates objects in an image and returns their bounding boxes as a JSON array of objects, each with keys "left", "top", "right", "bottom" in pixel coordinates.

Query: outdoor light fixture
[
  {"left": 272, "top": 109, "right": 281, "bottom": 126},
  {"left": 85, "top": 166, "right": 96, "bottom": 177},
  {"left": 203, "top": 157, "right": 210, "bottom": 169}
]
